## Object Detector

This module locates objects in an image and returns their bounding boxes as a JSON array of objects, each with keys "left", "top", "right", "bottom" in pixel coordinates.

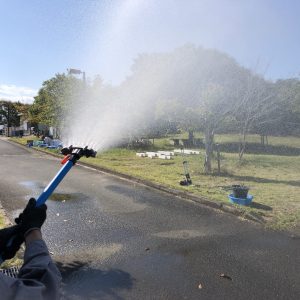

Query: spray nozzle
[{"left": 61, "top": 146, "right": 97, "bottom": 163}]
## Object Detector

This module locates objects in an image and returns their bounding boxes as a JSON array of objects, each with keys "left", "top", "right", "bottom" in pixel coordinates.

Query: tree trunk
[
  {"left": 238, "top": 130, "right": 247, "bottom": 161},
  {"left": 204, "top": 128, "right": 214, "bottom": 173},
  {"left": 188, "top": 130, "right": 194, "bottom": 146},
  {"left": 216, "top": 144, "right": 221, "bottom": 175}
]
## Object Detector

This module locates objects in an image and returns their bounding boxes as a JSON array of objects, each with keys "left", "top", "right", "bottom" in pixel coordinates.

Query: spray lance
[
  {"left": 0, "top": 146, "right": 97, "bottom": 263},
  {"left": 35, "top": 146, "right": 97, "bottom": 206}
]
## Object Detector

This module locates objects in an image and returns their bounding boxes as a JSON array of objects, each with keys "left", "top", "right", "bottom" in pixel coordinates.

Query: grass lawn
[
  {"left": 0, "top": 213, "right": 5, "bottom": 228},
  {"left": 10, "top": 134, "right": 300, "bottom": 232},
  {"left": 214, "top": 133, "right": 300, "bottom": 148},
  {"left": 80, "top": 148, "right": 300, "bottom": 231}
]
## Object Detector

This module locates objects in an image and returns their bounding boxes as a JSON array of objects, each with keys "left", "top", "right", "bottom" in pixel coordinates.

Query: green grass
[
  {"left": 81, "top": 145, "right": 300, "bottom": 232},
  {"left": 10, "top": 135, "right": 39, "bottom": 145},
  {"left": 214, "top": 133, "right": 300, "bottom": 148},
  {"left": 10, "top": 136, "right": 62, "bottom": 155},
  {"left": 0, "top": 254, "right": 23, "bottom": 269},
  {"left": 0, "top": 214, "right": 5, "bottom": 228},
  {"left": 10, "top": 134, "right": 300, "bottom": 232}
]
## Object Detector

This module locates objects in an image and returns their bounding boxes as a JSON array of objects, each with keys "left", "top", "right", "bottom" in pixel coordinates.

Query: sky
[{"left": 0, "top": 0, "right": 300, "bottom": 103}]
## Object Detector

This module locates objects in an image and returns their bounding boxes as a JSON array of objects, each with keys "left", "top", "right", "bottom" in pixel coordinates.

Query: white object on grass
[
  {"left": 174, "top": 149, "right": 200, "bottom": 155},
  {"left": 158, "top": 154, "right": 172, "bottom": 160},
  {"left": 157, "top": 151, "right": 175, "bottom": 156},
  {"left": 136, "top": 153, "right": 147, "bottom": 157}
]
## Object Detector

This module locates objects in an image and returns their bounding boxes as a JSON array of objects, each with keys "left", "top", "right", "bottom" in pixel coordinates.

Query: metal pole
[
  {"left": 7, "top": 103, "right": 10, "bottom": 137},
  {"left": 82, "top": 72, "right": 86, "bottom": 84}
]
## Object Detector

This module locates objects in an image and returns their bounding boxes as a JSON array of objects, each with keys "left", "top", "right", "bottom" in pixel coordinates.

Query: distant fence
[
  {"left": 213, "top": 142, "right": 300, "bottom": 156},
  {"left": 169, "top": 138, "right": 300, "bottom": 156}
]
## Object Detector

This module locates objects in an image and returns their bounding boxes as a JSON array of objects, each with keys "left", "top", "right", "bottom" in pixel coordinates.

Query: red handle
[{"left": 61, "top": 155, "right": 71, "bottom": 165}]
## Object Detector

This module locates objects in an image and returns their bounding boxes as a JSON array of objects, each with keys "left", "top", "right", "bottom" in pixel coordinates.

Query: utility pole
[
  {"left": 6, "top": 102, "right": 10, "bottom": 137},
  {"left": 82, "top": 71, "right": 86, "bottom": 84}
]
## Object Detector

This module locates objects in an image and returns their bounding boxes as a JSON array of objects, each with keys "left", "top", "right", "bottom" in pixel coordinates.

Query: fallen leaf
[{"left": 220, "top": 273, "right": 232, "bottom": 281}]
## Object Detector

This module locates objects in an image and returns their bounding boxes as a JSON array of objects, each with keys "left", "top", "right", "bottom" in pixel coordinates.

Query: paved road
[{"left": 0, "top": 138, "right": 299, "bottom": 300}]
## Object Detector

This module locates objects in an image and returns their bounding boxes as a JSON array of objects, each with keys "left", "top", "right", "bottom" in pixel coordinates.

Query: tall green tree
[
  {"left": 272, "top": 78, "right": 300, "bottom": 135},
  {"left": 0, "top": 100, "right": 20, "bottom": 127},
  {"left": 126, "top": 45, "right": 255, "bottom": 172},
  {"left": 29, "top": 73, "right": 85, "bottom": 135}
]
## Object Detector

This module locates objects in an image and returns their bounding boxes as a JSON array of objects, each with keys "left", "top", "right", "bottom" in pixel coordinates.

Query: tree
[
  {"left": 124, "top": 44, "right": 259, "bottom": 172},
  {"left": 199, "top": 84, "right": 232, "bottom": 172},
  {"left": 271, "top": 79, "right": 300, "bottom": 136},
  {"left": 0, "top": 100, "right": 20, "bottom": 127},
  {"left": 231, "top": 73, "right": 276, "bottom": 160},
  {"left": 14, "top": 102, "right": 31, "bottom": 120},
  {"left": 29, "top": 73, "right": 85, "bottom": 136}
]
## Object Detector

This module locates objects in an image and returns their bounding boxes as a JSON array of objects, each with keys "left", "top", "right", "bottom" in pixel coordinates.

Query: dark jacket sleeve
[{"left": 0, "top": 239, "right": 61, "bottom": 300}]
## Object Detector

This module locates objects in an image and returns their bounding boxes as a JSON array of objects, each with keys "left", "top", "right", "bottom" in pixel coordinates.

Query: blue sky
[{"left": 1, "top": 0, "right": 300, "bottom": 103}]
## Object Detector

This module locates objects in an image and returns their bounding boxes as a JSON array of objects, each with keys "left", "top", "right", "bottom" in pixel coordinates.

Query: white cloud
[{"left": 0, "top": 84, "right": 37, "bottom": 104}]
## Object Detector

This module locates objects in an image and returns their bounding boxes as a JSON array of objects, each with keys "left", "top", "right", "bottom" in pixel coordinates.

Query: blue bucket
[{"left": 228, "top": 194, "right": 253, "bottom": 206}]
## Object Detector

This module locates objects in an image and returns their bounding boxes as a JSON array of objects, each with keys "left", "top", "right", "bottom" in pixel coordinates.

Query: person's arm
[
  {"left": 15, "top": 229, "right": 61, "bottom": 300},
  {"left": 0, "top": 199, "right": 62, "bottom": 300},
  {"left": 0, "top": 230, "right": 61, "bottom": 300},
  {"left": 24, "top": 229, "right": 43, "bottom": 244}
]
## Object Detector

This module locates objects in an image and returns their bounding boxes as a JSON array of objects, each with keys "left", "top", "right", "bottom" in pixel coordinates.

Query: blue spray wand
[
  {"left": 0, "top": 146, "right": 96, "bottom": 263},
  {"left": 36, "top": 145, "right": 97, "bottom": 206}
]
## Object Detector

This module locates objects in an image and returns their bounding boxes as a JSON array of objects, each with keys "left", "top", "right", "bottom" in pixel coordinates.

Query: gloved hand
[
  {"left": 15, "top": 198, "right": 47, "bottom": 237},
  {"left": 0, "top": 225, "right": 24, "bottom": 261}
]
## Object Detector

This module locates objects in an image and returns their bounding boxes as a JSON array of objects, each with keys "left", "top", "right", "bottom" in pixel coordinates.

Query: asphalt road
[{"left": 0, "top": 138, "right": 299, "bottom": 300}]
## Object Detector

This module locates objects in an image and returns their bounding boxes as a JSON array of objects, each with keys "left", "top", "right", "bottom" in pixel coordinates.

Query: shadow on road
[{"left": 57, "top": 261, "right": 135, "bottom": 300}]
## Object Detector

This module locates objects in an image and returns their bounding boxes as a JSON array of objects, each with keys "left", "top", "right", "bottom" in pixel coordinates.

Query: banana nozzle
[{"left": 61, "top": 146, "right": 97, "bottom": 163}]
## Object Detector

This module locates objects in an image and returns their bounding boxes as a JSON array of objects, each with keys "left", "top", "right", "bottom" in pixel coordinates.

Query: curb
[{"left": 7, "top": 138, "right": 265, "bottom": 225}]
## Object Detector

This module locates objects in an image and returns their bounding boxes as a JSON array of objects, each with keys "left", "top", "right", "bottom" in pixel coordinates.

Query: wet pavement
[{"left": 0, "top": 138, "right": 299, "bottom": 299}]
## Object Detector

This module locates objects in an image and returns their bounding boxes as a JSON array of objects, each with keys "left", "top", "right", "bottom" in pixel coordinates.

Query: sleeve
[{"left": 0, "top": 239, "right": 62, "bottom": 300}]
